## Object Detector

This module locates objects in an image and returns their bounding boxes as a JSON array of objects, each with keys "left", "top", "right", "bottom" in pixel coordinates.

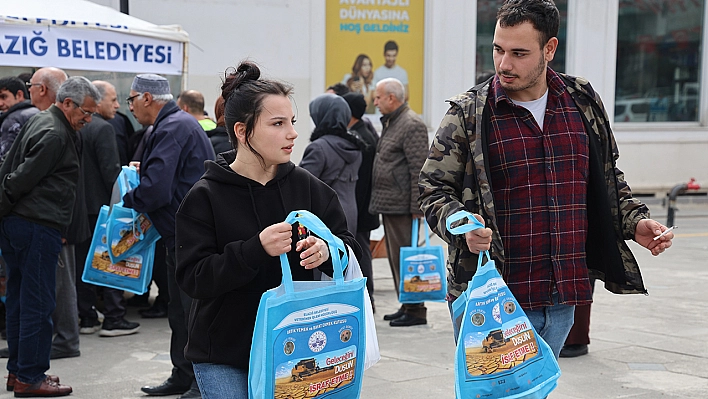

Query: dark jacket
[
  {"left": 205, "top": 125, "right": 232, "bottom": 155},
  {"left": 300, "top": 94, "right": 362, "bottom": 234},
  {"left": 0, "top": 100, "right": 39, "bottom": 161},
  {"left": 350, "top": 118, "right": 379, "bottom": 232},
  {"left": 419, "top": 73, "right": 649, "bottom": 298},
  {"left": 175, "top": 153, "right": 360, "bottom": 369},
  {"left": 80, "top": 114, "right": 121, "bottom": 215},
  {"left": 106, "top": 111, "right": 135, "bottom": 166},
  {"left": 0, "top": 105, "right": 80, "bottom": 231},
  {"left": 370, "top": 103, "right": 429, "bottom": 215},
  {"left": 122, "top": 101, "right": 215, "bottom": 250}
]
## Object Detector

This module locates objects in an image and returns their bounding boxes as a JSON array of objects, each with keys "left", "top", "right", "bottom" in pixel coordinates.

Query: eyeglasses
[
  {"left": 125, "top": 93, "right": 141, "bottom": 105},
  {"left": 25, "top": 82, "right": 42, "bottom": 88},
  {"left": 72, "top": 101, "right": 92, "bottom": 117}
]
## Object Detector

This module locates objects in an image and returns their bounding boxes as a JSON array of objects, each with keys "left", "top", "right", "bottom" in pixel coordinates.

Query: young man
[
  {"left": 418, "top": 0, "right": 674, "bottom": 358},
  {"left": 0, "top": 77, "right": 38, "bottom": 160},
  {"left": 373, "top": 40, "right": 409, "bottom": 102}
]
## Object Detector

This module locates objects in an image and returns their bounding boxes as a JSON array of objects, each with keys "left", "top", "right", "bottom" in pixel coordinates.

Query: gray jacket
[
  {"left": 300, "top": 94, "right": 362, "bottom": 234},
  {"left": 370, "top": 103, "right": 428, "bottom": 215}
]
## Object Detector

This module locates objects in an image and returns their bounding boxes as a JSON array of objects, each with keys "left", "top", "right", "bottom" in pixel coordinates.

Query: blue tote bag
[
  {"left": 446, "top": 211, "right": 561, "bottom": 399},
  {"left": 398, "top": 218, "right": 446, "bottom": 303},
  {"left": 81, "top": 205, "right": 155, "bottom": 295},
  {"left": 106, "top": 166, "right": 161, "bottom": 264},
  {"left": 249, "top": 210, "right": 367, "bottom": 399}
]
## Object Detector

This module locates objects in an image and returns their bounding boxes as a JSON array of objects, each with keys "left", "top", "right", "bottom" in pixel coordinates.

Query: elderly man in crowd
[{"left": 0, "top": 76, "right": 100, "bottom": 397}]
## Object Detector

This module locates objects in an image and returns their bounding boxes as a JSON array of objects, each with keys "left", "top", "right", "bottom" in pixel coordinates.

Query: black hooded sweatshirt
[{"left": 175, "top": 151, "right": 360, "bottom": 369}]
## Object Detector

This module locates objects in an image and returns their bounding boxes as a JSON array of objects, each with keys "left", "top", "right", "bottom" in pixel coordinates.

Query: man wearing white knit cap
[{"left": 123, "top": 74, "right": 215, "bottom": 399}]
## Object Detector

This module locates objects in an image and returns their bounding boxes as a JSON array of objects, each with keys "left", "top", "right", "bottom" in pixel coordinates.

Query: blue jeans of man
[
  {"left": 193, "top": 363, "right": 248, "bottom": 399},
  {"left": 448, "top": 291, "right": 575, "bottom": 359},
  {"left": 0, "top": 215, "right": 62, "bottom": 384}
]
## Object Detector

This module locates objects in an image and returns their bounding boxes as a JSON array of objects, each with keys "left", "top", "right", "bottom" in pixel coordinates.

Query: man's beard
[{"left": 497, "top": 54, "right": 546, "bottom": 94}]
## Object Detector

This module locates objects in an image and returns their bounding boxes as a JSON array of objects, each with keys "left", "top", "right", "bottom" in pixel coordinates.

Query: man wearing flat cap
[{"left": 123, "top": 74, "right": 214, "bottom": 399}]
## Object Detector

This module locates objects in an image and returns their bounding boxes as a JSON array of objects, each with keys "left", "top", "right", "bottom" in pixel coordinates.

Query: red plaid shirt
[{"left": 487, "top": 68, "right": 593, "bottom": 309}]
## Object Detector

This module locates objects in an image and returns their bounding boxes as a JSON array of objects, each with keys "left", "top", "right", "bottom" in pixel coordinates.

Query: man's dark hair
[
  {"left": 383, "top": 40, "right": 398, "bottom": 53},
  {"left": 0, "top": 76, "right": 28, "bottom": 99},
  {"left": 497, "top": 0, "right": 559, "bottom": 48},
  {"left": 177, "top": 90, "right": 205, "bottom": 114},
  {"left": 326, "top": 82, "right": 349, "bottom": 96}
]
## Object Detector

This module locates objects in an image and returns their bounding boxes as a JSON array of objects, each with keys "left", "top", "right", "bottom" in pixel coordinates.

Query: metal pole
[
  {"left": 120, "top": 0, "right": 129, "bottom": 14},
  {"left": 666, "top": 183, "right": 687, "bottom": 227}
]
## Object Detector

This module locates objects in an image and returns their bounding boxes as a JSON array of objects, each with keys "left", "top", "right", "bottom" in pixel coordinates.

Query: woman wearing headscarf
[{"left": 300, "top": 93, "right": 364, "bottom": 235}]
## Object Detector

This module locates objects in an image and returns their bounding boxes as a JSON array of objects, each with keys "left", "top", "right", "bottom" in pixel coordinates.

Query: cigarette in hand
[{"left": 653, "top": 226, "right": 677, "bottom": 241}]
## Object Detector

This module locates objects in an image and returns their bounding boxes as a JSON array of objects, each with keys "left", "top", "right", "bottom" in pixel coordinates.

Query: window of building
[
  {"left": 615, "top": 0, "right": 704, "bottom": 123},
  {"left": 475, "top": 0, "right": 568, "bottom": 83}
]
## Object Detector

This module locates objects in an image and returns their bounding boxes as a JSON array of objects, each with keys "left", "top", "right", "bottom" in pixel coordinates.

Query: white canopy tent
[{"left": 0, "top": 0, "right": 189, "bottom": 81}]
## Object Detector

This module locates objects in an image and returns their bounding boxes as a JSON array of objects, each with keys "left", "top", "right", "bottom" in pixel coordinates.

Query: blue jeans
[
  {"left": 448, "top": 292, "right": 575, "bottom": 360},
  {"left": 0, "top": 216, "right": 62, "bottom": 384},
  {"left": 193, "top": 363, "right": 248, "bottom": 399}
]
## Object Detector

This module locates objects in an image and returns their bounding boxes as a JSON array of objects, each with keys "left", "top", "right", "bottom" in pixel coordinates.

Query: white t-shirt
[
  {"left": 511, "top": 89, "right": 549, "bottom": 131},
  {"left": 373, "top": 64, "right": 408, "bottom": 85}
]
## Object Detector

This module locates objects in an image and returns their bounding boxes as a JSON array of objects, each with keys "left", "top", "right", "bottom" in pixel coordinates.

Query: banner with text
[
  {"left": 326, "top": 0, "right": 425, "bottom": 115},
  {"left": 0, "top": 24, "right": 184, "bottom": 75}
]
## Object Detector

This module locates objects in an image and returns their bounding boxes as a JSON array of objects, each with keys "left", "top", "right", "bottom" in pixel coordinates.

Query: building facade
[{"left": 91, "top": 0, "right": 707, "bottom": 194}]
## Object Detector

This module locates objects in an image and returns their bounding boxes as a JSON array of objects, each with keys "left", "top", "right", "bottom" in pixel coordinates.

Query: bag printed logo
[
  {"left": 402, "top": 253, "right": 443, "bottom": 294},
  {"left": 272, "top": 304, "right": 359, "bottom": 398}
]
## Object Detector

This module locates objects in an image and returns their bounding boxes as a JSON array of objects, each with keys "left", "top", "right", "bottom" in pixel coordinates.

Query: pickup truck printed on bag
[
  {"left": 272, "top": 304, "right": 360, "bottom": 398},
  {"left": 91, "top": 227, "right": 143, "bottom": 279}
]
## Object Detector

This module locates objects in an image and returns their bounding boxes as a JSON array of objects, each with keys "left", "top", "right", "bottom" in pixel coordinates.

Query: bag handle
[
  {"left": 445, "top": 210, "right": 492, "bottom": 268},
  {"left": 411, "top": 218, "right": 432, "bottom": 248},
  {"left": 116, "top": 166, "right": 146, "bottom": 241},
  {"left": 280, "top": 210, "right": 348, "bottom": 293}
]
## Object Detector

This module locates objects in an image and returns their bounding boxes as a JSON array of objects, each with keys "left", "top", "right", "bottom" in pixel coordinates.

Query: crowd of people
[{"left": 0, "top": 1, "right": 677, "bottom": 398}]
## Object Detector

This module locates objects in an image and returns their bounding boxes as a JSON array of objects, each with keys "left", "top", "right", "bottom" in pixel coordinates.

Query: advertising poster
[{"left": 326, "top": 0, "right": 425, "bottom": 115}]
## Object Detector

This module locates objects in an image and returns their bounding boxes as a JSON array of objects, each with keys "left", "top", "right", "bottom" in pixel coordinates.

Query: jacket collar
[
  {"left": 153, "top": 100, "right": 180, "bottom": 131},
  {"left": 380, "top": 102, "right": 409, "bottom": 127},
  {"left": 48, "top": 104, "right": 78, "bottom": 134}
]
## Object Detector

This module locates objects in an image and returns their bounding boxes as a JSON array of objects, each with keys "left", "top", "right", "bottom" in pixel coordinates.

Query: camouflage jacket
[{"left": 418, "top": 73, "right": 649, "bottom": 298}]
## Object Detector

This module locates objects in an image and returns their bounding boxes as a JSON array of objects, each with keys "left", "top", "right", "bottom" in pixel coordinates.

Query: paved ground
[{"left": 1, "top": 200, "right": 706, "bottom": 398}]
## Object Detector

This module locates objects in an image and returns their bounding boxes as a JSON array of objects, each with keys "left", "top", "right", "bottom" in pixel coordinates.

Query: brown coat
[{"left": 370, "top": 103, "right": 429, "bottom": 215}]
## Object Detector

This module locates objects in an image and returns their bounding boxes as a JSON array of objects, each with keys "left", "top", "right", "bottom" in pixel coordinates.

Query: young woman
[
  {"left": 174, "top": 61, "right": 360, "bottom": 398},
  {"left": 342, "top": 54, "right": 376, "bottom": 113}
]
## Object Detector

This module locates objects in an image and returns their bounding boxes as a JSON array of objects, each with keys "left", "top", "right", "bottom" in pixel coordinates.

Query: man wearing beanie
[
  {"left": 123, "top": 74, "right": 214, "bottom": 399},
  {"left": 341, "top": 92, "right": 379, "bottom": 309}
]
